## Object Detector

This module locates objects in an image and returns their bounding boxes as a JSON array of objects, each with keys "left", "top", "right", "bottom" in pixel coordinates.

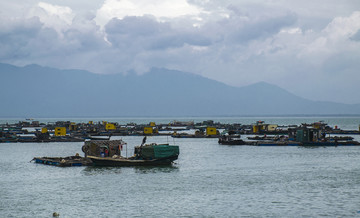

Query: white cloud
[
  {"left": 323, "top": 11, "right": 360, "bottom": 41},
  {"left": 37, "top": 2, "right": 73, "bottom": 24},
  {"left": 95, "top": 0, "right": 203, "bottom": 27},
  {"left": 280, "top": 27, "right": 302, "bottom": 34},
  {"left": 27, "top": 2, "right": 75, "bottom": 34},
  {"left": 296, "top": 11, "right": 360, "bottom": 65}
]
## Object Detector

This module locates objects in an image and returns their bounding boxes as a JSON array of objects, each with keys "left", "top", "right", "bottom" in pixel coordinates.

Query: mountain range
[{"left": 0, "top": 63, "right": 359, "bottom": 117}]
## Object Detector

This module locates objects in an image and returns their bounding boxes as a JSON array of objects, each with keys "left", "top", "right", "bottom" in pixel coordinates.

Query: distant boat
[
  {"left": 218, "top": 135, "right": 246, "bottom": 145},
  {"left": 87, "top": 136, "right": 111, "bottom": 141},
  {"left": 293, "top": 125, "right": 360, "bottom": 147}
]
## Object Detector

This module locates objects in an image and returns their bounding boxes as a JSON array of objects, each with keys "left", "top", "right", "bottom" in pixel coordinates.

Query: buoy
[{"left": 53, "top": 212, "right": 60, "bottom": 217}]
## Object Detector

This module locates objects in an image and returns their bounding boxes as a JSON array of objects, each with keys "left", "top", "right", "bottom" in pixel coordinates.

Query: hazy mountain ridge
[{"left": 0, "top": 63, "right": 359, "bottom": 117}]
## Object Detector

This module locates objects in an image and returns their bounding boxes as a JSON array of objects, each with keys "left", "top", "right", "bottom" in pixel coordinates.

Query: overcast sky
[{"left": 1, "top": 0, "right": 360, "bottom": 104}]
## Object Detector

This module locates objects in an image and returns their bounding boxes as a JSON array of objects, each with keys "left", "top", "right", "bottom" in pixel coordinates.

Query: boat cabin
[
  {"left": 82, "top": 140, "right": 126, "bottom": 157},
  {"left": 292, "top": 125, "right": 325, "bottom": 143}
]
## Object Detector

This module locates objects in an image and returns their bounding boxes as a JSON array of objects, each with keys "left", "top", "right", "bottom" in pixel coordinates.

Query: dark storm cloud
[
  {"left": 209, "top": 11, "right": 298, "bottom": 44},
  {"left": 0, "top": 16, "right": 42, "bottom": 37},
  {"left": 232, "top": 13, "right": 297, "bottom": 43},
  {"left": 0, "top": 17, "right": 56, "bottom": 60},
  {"left": 63, "top": 15, "right": 107, "bottom": 51},
  {"left": 105, "top": 16, "right": 167, "bottom": 36},
  {"left": 105, "top": 16, "right": 212, "bottom": 50}
]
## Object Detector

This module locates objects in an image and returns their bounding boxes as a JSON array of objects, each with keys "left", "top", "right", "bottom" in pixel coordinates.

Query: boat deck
[{"left": 32, "top": 156, "right": 92, "bottom": 167}]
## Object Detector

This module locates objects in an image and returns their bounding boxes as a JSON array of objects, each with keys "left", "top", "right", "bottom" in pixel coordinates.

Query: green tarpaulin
[
  {"left": 153, "top": 145, "right": 179, "bottom": 159},
  {"left": 140, "top": 146, "right": 155, "bottom": 159},
  {"left": 140, "top": 144, "right": 179, "bottom": 159}
]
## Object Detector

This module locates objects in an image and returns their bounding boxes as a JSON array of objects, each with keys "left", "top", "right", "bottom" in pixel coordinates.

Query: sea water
[{"left": 1, "top": 117, "right": 360, "bottom": 217}]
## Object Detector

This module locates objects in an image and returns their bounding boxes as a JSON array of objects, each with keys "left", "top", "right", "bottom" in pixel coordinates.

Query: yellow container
[
  {"left": 144, "top": 127, "right": 153, "bottom": 134},
  {"left": 55, "top": 127, "right": 66, "bottom": 136},
  {"left": 106, "top": 123, "right": 116, "bottom": 130},
  {"left": 206, "top": 127, "right": 217, "bottom": 135},
  {"left": 69, "top": 124, "right": 77, "bottom": 131},
  {"left": 41, "top": 127, "right": 48, "bottom": 133},
  {"left": 253, "top": 125, "right": 259, "bottom": 133}
]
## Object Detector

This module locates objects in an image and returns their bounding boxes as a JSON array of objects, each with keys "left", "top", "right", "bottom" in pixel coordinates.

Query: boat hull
[
  {"left": 257, "top": 141, "right": 301, "bottom": 146},
  {"left": 218, "top": 139, "right": 246, "bottom": 145},
  {"left": 301, "top": 141, "right": 360, "bottom": 146},
  {"left": 88, "top": 155, "right": 178, "bottom": 167}
]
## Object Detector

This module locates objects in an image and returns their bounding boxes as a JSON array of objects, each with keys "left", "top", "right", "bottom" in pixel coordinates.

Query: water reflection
[
  {"left": 81, "top": 164, "right": 179, "bottom": 175},
  {"left": 82, "top": 166, "right": 123, "bottom": 176},
  {"left": 133, "top": 165, "right": 179, "bottom": 174}
]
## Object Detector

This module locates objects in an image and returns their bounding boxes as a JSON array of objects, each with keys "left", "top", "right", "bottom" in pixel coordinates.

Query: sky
[{"left": 0, "top": 0, "right": 360, "bottom": 104}]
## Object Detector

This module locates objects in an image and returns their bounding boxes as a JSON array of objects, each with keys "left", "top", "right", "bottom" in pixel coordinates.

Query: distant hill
[{"left": 0, "top": 63, "right": 359, "bottom": 117}]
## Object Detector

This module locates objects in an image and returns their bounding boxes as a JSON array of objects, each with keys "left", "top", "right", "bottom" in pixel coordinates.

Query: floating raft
[{"left": 32, "top": 155, "right": 92, "bottom": 167}]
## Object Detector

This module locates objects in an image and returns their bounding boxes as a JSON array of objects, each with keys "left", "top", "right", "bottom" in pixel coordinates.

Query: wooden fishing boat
[
  {"left": 87, "top": 136, "right": 111, "bottom": 141},
  {"left": 83, "top": 139, "right": 179, "bottom": 167},
  {"left": 218, "top": 135, "right": 247, "bottom": 145},
  {"left": 293, "top": 125, "right": 360, "bottom": 147}
]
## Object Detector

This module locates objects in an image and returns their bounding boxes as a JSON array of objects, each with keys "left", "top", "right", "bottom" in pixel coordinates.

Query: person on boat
[
  {"left": 135, "top": 136, "right": 147, "bottom": 160},
  {"left": 321, "top": 131, "right": 326, "bottom": 141},
  {"left": 104, "top": 148, "right": 109, "bottom": 157},
  {"left": 141, "top": 136, "right": 147, "bottom": 146}
]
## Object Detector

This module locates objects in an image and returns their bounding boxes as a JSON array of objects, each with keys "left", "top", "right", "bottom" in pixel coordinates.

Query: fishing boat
[
  {"left": 218, "top": 135, "right": 247, "bottom": 145},
  {"left": 87, "top": 135, "right": 111, "bottom": 140},
  {"left": 82, "top": 138, "right": 179, "bottom": 167},
  {"left": 293, "top": 125, "right": 360, "bottom": 147}
]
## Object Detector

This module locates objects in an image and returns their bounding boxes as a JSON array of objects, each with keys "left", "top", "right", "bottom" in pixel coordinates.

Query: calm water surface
[{"left": 1, "top": 117, "right": 360, "bottom": 217}]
